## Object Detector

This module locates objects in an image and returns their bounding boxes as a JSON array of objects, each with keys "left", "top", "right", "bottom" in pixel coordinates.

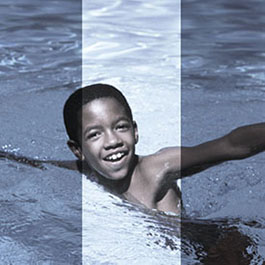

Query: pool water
[{"left": 1, "top": 0, "right": 265, "bottom": 264}]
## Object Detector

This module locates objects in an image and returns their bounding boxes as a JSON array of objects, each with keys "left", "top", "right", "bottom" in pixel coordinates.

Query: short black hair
[{"left": 63, "top": 84, "right": 133, "bottom": 144}]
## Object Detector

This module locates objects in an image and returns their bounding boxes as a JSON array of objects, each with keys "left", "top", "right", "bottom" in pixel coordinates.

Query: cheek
[
  {"left": 129, "top": 133, "right": 137, "bottom": 145},
  {"left": 81, "top": 143, "right": 98, "bottom": 161},
  {"left": 83, "top": 152, "right": 101, "bottom": 170}
]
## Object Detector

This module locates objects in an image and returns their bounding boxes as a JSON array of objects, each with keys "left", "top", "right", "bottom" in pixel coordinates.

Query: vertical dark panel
[
  {"left": 181, "top": 0, "right": 265, "bottom": 263},
  {"left": 0, "top": 0, "right": 82, "bottom": 264}
]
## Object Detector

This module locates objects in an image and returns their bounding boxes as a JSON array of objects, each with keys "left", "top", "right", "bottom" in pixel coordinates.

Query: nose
[{"left": 104, "top": 130, "right": 123, "bottom": 150}]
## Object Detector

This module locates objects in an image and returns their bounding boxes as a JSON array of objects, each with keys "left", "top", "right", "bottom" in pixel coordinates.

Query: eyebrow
[{"left": 114, "top": 116, "right": 130, "bottom": 123}]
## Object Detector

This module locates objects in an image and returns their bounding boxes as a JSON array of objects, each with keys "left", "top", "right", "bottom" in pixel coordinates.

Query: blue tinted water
[
  {"left": 0, "top": 0, "right": 82, "bottom": 264},
  {"left": 1, "top": 0, "right": 265, "bottom": 264}
]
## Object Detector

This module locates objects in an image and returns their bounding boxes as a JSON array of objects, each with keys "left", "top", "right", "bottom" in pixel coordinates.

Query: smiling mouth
[{"left": 104, "top": 151, "right": 127, "bottom": 162}]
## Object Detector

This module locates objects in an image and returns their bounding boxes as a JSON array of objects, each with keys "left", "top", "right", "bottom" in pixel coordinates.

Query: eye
[
  {"left": 116, "top": 122, "right": 130, "bottom": 131},
  {"left": 87, "top": 131, "right": 101, "bottom": 140}
]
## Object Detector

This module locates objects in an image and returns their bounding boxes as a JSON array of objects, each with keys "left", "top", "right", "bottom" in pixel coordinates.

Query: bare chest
[{"left": 123, "top": 168, "right": 181, "bottom": 214}]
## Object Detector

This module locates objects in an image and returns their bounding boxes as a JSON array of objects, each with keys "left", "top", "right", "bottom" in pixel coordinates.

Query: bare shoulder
[
  {"left": 139, "top": 147, "right": 181, "bottom": 169},
  {"left": 137, "top": 147, "right": 181, "bottom": 183}
]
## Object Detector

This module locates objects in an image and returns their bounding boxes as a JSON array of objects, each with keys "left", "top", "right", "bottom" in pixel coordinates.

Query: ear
[
  {"left": 133, "top": 121, "right": 139, "bottom": 144},
  {"left": 67, "top": 140, "right": 85, "bottom": 161}
]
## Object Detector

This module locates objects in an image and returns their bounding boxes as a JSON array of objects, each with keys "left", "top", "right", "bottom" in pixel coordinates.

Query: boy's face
[{"left": 74, "top": 97, "right": 138, "bottom": 180}]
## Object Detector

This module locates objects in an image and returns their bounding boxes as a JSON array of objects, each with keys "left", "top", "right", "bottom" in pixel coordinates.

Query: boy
[
  {"left": 1, "top": 83, "right": 265, "bottom": 215},
  {"left": 62, "top": 83, "right": 265, "bottom": 215}
]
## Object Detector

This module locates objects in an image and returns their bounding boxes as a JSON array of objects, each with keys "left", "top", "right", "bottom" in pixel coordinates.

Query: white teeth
[{"left": 106, "top": 152, "right": 125, "bottom": 161}]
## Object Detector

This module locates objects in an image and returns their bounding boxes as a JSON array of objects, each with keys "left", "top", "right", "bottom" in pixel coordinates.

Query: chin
[
  {"left": 106, "top": 173, "right": 127, "bottom": 181},
  {"left": 103, "top": 169, "right": 129, "bottom": 181}
]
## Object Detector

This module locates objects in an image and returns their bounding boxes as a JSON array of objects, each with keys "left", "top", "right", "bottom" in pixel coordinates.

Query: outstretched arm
[
  {"left": 181, "top": 122, "right": 265, "bottom": 172},
  {"left": 0, "top": 150, "right": 79, "bottom": 171},
  {"left": 155, "top": 122, "right": 265, "bottom": 179}
]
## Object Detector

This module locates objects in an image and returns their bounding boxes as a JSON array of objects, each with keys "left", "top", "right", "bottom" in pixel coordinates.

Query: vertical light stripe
[{"left": 82, "top": 0, "right": 181, "bottom": 264}]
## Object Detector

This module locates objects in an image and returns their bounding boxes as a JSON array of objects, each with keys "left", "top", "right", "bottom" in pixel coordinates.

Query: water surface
[{"left": 1, "top": 0, "right": 265, "bottom": 264}]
